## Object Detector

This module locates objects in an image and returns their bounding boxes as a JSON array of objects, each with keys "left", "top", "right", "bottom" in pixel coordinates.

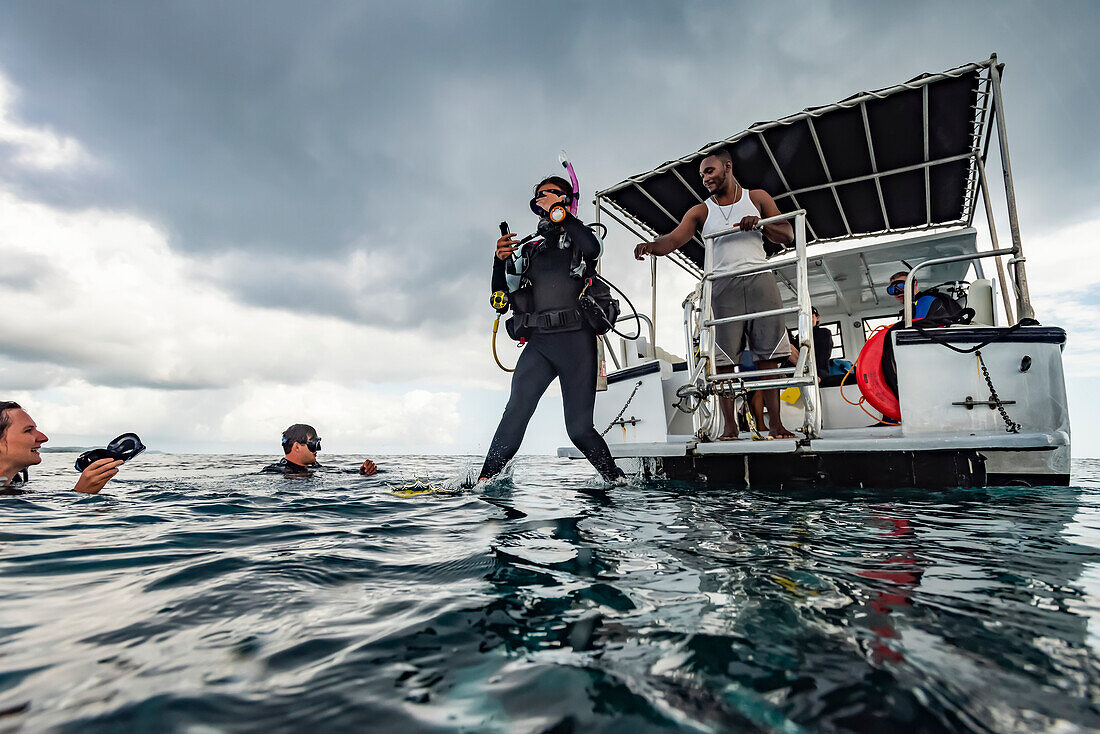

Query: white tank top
[{"left": 701, "top": 189, "right": 767, "bottom": 275}]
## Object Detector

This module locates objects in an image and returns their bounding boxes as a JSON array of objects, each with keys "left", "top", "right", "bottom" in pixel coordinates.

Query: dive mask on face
[
  {"left": 306, "top": 437, "right": 321, "bottom": 453},
  {"left": 529, "top": 189, "right": 571, "bottom": 216},
  {"left": 75, "top": 433, "right": 146, "bottom": 472},
  {"left": 886, "top": 281, "right": 907, "bottom": 296}
]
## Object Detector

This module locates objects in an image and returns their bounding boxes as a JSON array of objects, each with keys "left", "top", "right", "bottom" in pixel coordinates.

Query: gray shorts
[{"left": 711, "top": 272, "right": 788, "bottom": 366}]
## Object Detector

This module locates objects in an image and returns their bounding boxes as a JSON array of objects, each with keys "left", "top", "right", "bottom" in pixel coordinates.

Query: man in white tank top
[{"left": 633, "top": 148, "right": 796, "bottom": 439}]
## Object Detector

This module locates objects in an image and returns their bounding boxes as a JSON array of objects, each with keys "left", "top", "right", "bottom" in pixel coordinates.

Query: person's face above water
[
  {"left": 0, "top": 410, "right": 48, "bottom": 471},
  {"left": 296, "top": 435, "right": 319, "bottom": 464},
  {"left": 699, "top": 155, "right": 732, "bottom": 195}
]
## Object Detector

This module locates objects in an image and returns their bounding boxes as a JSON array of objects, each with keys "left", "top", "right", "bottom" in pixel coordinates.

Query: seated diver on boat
[
  {"left": 0, "top": 401, "right": 126, "bottom": 495},
  {"left": 262, "top": 423, "right": 378, "bottom": 476},
  {"left": 479, "top": 176, "right": 626, "bottom": 485},
  {"left": 633, "top": 148, "right": 796, "bottom": 440},
  {"left": 887, "top": 270, "right": 964, "bottom": 322}
]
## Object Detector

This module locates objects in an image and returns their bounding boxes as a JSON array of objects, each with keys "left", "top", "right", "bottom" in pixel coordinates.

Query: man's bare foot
[
  {"left": 770, "top": 425, "right": 796, "bottom": 439},
  {"left": 718, "top": 432, "right": 741, "bottom": 441}
]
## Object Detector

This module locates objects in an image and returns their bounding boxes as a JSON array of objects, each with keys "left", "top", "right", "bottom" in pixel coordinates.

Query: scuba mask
[
  {"left": 529, "top": 189, "right": 573, "bottom": 217},
  {"left": 886, "top": 281, "right": 908, "bottom": 296},
  {"left": 280, "top": 435, "right": 322, "bottom": 453},
  {"left": 75, "top": 432, "right": 146, "bottom": 472}
]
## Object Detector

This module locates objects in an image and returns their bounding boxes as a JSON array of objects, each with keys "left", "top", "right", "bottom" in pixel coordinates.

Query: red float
[{"left": 856, "top": 325, "right": 901, "bottom": 421}]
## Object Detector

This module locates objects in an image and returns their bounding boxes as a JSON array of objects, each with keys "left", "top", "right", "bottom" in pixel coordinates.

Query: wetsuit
[
  {"left": 261, "top": 458, "right": 378, "bottom": 476},
  {"left": 0, "top": 471, "right": 27, "bottom": 495},
  {"left": 261, "top": 458, "right": 322, "bottom": 475},
  {"left": 481, "top": 215, "right": 623, "bottom": 482}
]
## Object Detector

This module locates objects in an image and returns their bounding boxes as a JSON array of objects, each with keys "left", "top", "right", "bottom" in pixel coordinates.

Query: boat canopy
[{"left": 597, "top": 57, "right": 996, "bottom": 271}]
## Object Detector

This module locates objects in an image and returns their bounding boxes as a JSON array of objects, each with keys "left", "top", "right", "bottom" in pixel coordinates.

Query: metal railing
[
  {"left": 902, "top": 248, "right": 1016, "bottom": 327},
  {"left": 687, "top": 209, "right": 822, "bottom": 438},
  {"left": 600, "top": 313, "right": 656, "bottom": 372}
]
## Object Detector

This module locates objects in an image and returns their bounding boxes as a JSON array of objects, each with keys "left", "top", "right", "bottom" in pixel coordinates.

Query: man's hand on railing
[{"left": 738, "top": 215, "right": 760, "bottom": 232}]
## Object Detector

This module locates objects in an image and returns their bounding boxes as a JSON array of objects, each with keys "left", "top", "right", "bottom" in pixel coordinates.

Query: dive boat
[{"left": 559, "top": 54, "right": 1070, "bottom": 488}]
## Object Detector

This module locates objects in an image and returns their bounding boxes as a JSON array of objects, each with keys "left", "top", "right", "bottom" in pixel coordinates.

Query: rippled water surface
[{"left": 2, "top": 453, "right": 1100, "bottom": 732}]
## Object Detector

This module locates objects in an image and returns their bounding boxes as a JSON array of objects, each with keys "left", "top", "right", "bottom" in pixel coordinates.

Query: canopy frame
[{"left": 594, "top": 53, "right": 1033, "bottom": 326}]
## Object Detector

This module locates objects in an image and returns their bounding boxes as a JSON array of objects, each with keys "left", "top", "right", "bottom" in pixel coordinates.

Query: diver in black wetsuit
[
  {"left": 479, "top": 177, "right": 625, "bottom": 485},
  {"left": 262, "top": 423, "right": 378, "bottom": 476}
]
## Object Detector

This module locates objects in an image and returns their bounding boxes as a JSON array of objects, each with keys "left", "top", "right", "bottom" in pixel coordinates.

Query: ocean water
[{"left": 2, "top": 453, "right": 1099, "bottom": 733}]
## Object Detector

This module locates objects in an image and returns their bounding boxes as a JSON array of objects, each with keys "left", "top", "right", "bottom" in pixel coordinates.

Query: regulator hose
[
  {"left": 594, "top": 273, "right": 643, "bottom": 341},
  {"left": 491, "top": 316, "right": 517, "bottom": 373}
]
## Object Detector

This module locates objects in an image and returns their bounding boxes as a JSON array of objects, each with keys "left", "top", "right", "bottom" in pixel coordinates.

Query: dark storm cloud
[{"left": 0, "top": 0, "right": 1097, "bottom": 331}]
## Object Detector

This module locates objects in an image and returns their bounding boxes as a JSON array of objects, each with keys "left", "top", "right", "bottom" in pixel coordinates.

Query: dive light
[{"left": 547, "top": 204, "right": 568, "bottom": 224}]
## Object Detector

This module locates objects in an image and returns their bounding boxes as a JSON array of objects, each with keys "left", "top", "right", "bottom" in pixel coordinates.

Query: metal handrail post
[
  {"left": 793, "top": 212, "right": 820, "bottom": 437},
  {"left": 650, "top": 254, "right": 658, "bottom": 357},
  {"left": 990, "top": 60, "right": 1035, "bottom": 320},
  {"left": 976, "top": 157, "right": 1016, "bottom": 324},
  {"left": 697, "top": 230, "right": 717, "bottom": 438},
  {"left": 683, "top": 289, "right": 698, "bottom": 379}
]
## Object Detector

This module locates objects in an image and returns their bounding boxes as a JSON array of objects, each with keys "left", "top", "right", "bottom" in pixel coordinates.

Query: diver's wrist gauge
[{"left": 548, "top": 204, "right": 567, "bottom": 224}]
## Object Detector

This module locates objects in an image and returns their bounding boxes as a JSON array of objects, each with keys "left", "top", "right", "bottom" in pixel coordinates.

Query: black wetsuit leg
[
  {"left": 480, "top": 344, "right": 557, "bottom": 479},
  {"left": 548, "top": 330, "right": 621, "bottom": 481},
  {"left": 480, "top": 329, "right": 622, "bottom": 482}
]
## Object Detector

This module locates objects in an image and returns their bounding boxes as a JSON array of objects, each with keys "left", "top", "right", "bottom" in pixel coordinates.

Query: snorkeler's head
[
  {"left": 281, "top": 423, "right": 320, "bottom": 462},
  {"left": 887, "top": 271, "right": 917, "bottom": 302},
  {"left": 0, "top": 402, "right": 22, "bottom": 442},
  {"left": 0, "top": 402, "right": 48, "bottom": 475}
]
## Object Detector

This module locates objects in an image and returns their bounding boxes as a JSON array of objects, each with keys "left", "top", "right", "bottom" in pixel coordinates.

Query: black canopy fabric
[{"left": 599, "top": 59, "right": 993, "bottom": 270}]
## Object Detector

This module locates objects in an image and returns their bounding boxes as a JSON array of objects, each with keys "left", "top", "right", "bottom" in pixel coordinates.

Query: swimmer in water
[
  {"left": 261, "top": 423, "right": 378, "bottom": 476},
  {"left": 0, "top": 401, "right": 123, "bottom": 494}
]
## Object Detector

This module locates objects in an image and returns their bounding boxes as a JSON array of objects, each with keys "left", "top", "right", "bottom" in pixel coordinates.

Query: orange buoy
[{"left": 856, "top": 324, "right": 901, "bottom": 421}]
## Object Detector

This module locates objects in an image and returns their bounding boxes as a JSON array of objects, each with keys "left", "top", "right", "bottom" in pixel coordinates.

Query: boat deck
[{"left": 558, "top": 426, "right": 1068, "bottom": 459}]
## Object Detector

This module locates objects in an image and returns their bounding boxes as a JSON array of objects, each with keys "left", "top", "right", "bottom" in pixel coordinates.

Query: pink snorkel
[{"left": 559, "top": 150, "right": 580, "bottom": 216}]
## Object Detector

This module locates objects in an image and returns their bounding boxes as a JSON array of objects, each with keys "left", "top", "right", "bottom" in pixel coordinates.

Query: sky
[{"left": 1, "top": 1, "right": 1099, "bottom": 458}]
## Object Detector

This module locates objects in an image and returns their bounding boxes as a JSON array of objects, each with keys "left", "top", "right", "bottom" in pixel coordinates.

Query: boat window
[
  {"left": 821, "top": 321, "right": 845, "bottom": 359},
  {"left": 787, "top": 323, "right": 846, "bottom": 359},
  {"left": 863, "top": 315, "right": 898, "bottom": 341}
]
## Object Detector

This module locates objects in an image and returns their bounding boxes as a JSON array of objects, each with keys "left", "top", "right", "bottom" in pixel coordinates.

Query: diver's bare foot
[
  {"left": 718, "top": 431, "right": 741, "bottom": 441},
  {"left": 770, "top": 426, "right": 796, "bottom": 439}
]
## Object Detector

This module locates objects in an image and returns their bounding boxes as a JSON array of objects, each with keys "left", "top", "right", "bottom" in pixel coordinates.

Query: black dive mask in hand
[{"left": 75, "top": 433, "right": 146, "bottom": 472}]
